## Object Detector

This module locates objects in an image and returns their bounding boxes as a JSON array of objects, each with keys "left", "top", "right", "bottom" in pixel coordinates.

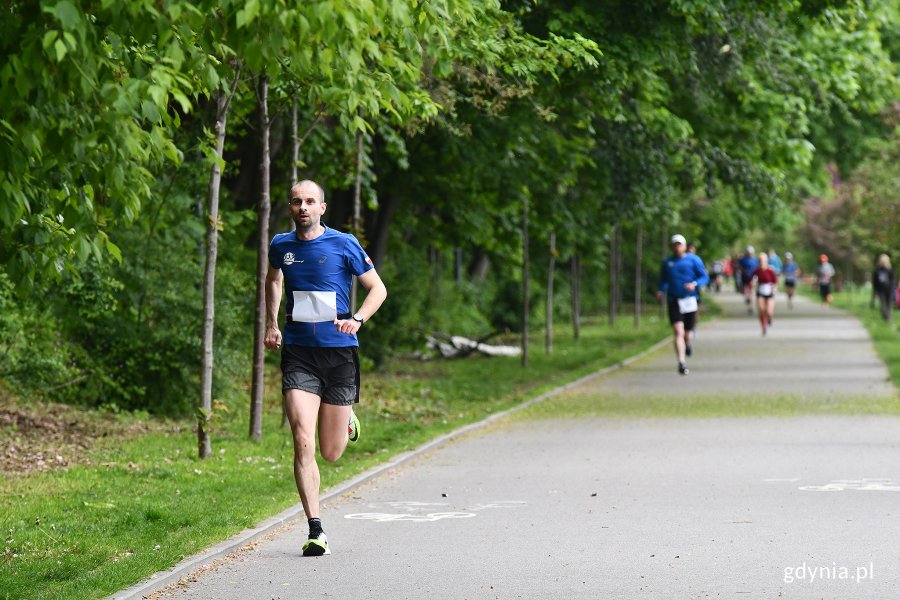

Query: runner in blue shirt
[
  {"left": 265, "top": 180, "right": 387, "bottom": 557},
  {"left": 738, "top": 247, "right": 759, "bottom": 313},
  {"left": 657, "top": 234, "right": 709, "bottom": 375},
  {"left": 782, "top": 252, "right": 800, "bottom": 309}
]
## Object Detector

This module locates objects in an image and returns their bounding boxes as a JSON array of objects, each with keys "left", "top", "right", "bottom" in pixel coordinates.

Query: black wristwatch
[{"left": 352, "top": 312, "right": 365, "bottom": 326}]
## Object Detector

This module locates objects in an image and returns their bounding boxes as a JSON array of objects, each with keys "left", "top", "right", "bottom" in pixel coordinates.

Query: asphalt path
[{"left": 145, "top": 289, "right": 898, "bottom": 600}]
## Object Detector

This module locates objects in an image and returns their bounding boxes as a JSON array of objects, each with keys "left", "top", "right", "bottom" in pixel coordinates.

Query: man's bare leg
[{"left": 284, "top": 389, "right": 322, "bottom": 519}]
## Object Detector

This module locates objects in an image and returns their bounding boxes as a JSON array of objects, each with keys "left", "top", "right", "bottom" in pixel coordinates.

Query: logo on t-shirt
[
  {"left": 319, "top": 256, "right": 328, "bottom": 264},
  {"left": 283, "top": 252, "right": 296, "bottom": 266}
]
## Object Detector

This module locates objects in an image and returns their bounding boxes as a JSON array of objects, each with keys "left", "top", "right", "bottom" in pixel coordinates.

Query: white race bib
[
  {"left": 758, "top": 283, "right": 773, "bottom": 296},
  {"left": 677, "top": 296, "right": 698, "bottom": 314},
  {"left": 291, "top": 291, "right": 337, "bottom": 322}
]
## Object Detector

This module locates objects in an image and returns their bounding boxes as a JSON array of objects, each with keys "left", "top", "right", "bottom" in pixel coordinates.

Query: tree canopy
[{"left": 0, "top": 0, "right": 897, "bottom": 414}]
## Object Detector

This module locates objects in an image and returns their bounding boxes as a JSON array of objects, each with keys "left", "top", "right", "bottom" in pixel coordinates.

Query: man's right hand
[{"left": 264, "top": 325, "right": 282, "bottom": 350}]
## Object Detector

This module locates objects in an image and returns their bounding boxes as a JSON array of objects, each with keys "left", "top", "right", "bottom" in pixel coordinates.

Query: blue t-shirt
[
  {"left": 268, "top": 227, "right": 373, "bottom": 347},
  {"left": 659, "top": 254, "right": 709, "bottom": 300},
  {"left": 783, "top": 262, "right": 798, "bottom": 280},
  {"left": 739, "top": 255, "right": 759, "bottom": 276}
]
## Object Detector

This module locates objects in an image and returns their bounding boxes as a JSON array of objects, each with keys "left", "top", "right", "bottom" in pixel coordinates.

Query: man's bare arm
[{"left": 264, "top": 266, "right": 283, "bottom": 349}]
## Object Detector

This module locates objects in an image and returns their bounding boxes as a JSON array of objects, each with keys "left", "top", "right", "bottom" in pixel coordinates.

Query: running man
[
  {"left": 752, "top": 253, "right": 778, "bottom": 335},
  {"left": 738, "top": 247, "right": 759, "bottom": 314},
  {"left": 265, "top": 180, "right": 387, "bottom": 557},
  {"left": 657, "top": 234, "right": 709, "bottom": 375},
  {"left": 782, "top": 252, "right": 800, "bottom": 309},
  {"left": 816, "top": 254, "right": 835, "bottom": 307}
]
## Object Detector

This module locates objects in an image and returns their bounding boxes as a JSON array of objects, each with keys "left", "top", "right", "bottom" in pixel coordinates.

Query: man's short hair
[{"left": 291, "top": 180, "right": 325, "bottom": 203}]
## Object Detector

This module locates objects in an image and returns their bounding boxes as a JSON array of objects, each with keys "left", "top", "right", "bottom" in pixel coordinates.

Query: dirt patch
[{"left": 0, "top": 397, "right": 176, "bottom": 474}]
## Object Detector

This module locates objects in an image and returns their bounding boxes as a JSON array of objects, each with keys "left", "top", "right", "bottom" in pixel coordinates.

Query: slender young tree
[
  {"left": 634, "top": 224, "right": 643, "bottom": 327},
  {"left": 521, "top": 195, "right": 530, "bottom": 367},
  {"left": 199, "top": 69, "right": 240, "bottom": 459},
  {"left": 250, "top": 74, "right": 271, "bottom": 441},
  {"left": 609, "top": 223, "right": 619, "bottom": 326},
  {"left": 349, "top": 121, "right": 364, "bottom": 313},
  {"left": 571, "top": 254, "right": 581, "bottom": 340},
  {"left": 546, "top": 231, "right": 556, "bottom": 353}
]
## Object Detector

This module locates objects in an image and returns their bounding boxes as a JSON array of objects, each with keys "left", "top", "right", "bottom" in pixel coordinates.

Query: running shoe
[
  {"left": 303, "top": 532, "right": 330, "bottom": 556},
  {"left": 678, "top": 362, "right": 689, "bottom": 376},
  {"left": 348, "top": 409, "right": 360, "bottom": 443}
]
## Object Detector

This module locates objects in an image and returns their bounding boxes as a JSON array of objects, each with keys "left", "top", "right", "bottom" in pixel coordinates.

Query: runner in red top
[{"left": 752, "top": 253, "right": 778, "bottom": 336}]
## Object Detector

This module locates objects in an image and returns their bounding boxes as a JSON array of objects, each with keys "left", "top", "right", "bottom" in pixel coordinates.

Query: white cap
[
  {"left": 746, "top": 245, "right": 755, "bottom": 254},
  {"left": 670, "top": 234, "right": 687, "bottom": 245},
  {"left": 785, "top": 252, "right": 793, "bottom": 259}
]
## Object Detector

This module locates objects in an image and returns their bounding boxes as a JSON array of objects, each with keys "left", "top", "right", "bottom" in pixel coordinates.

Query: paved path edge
[{"left": 109, "top": 335, "right": 671, "bottom": 600}]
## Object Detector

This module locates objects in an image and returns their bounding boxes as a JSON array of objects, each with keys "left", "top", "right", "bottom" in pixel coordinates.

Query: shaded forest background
[{"left": 1, "top": 0, "right": 897, "bottom": 419}]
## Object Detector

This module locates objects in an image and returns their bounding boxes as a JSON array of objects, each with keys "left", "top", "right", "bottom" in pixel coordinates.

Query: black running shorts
[
  {"left": 667, "top": 299, "right": 697, "bottom": 331},
  {"left": 819, "top": 283, "right": 831, "bottom": 300},
  {"left": 280, "top": 345, "right": 360, "bottom": 405}
]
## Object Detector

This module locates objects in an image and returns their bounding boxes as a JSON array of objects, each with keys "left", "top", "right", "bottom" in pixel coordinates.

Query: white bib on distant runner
[
  {"left": 292, "top": 291, "right": 337, "bottom": 322},
  {"left": 677, "top": 296, "right": 698, "bottom": 314},
  {"left": 758, "top": 283, "right": 773, "bottom": 296}
]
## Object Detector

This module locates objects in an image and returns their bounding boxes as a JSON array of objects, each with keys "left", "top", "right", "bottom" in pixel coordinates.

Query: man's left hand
[{"left": 333, "top": 318, "right": 361, "bottom": 335}]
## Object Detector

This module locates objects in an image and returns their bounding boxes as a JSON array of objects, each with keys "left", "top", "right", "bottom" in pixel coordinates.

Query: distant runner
[
  {"left": 782, "top": 252, "right": 800, "bottom": 309},
  {"left": 752, "top": 253, "right": 778, "bottom": 336},
  {"left": 657, "top": 234, "right": 709, "bottom": 376},
  {"left": 816, "top": 254, "right": 835, "bottom": 307},
  {"left": 739, "top": 247, "right": 759, "bottom": 314},
  {"left": 872, "top": 254, "right": 894, "bottom": 322}
]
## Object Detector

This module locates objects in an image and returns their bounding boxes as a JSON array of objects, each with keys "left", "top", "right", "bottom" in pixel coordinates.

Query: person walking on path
[
  {"left": 739, "top": 247, "right": 759, "bottom": 314},
  {"left": 264, "top": 180, "right": 387, "bottom": 557},
  {"left": 816, "top": 254, "right": 836, "bottom": 307},
  {"left": 752, "top": 253, "right": 778, "bottom": 335},
  {"left": 872, "top": 254, "right": 895, "bottom": 322},
  {"left": 782, "top": 252, "right": 800, "bottom": 309},
  {"left": 657, "top": 234, "right": 709, "bottom": 376}
]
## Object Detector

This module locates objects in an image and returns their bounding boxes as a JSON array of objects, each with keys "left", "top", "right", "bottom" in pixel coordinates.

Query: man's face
[
  {"left": 290, "top": 183, "right": 326, "bottom": 231},
  {"left": 672, "top": 242, "right": 685, "bottom": 257}
]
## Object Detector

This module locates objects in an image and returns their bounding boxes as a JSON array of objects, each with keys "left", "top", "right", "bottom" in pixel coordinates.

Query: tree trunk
[
  {"left": 369, "top": 192, "right": 397, "bottom": 271},
  {"left": 250, "top": 74, "right": 271, "bottom": 442},
  {"left": 616, "top": 225, "right": 624, "bottom": 314},
  {"left": 660, "top": 225, "right": 668, "bottom": 319},
  {"left": 350, "top": 124, "right": 363, "bottom": 313},
  {"left": 546, "top": 231, "right": 556, "bottom": 353},
  {"left": 609, "top": 223, "right": 619, "bottom": 326},
  {"left": 291, "top": 97, "right": 299, "bottom": 184},
  {"left": 634, "top": 224, "right": 642, "bottom": 328},
  {"left": 571, "top": 254, "right": 581, "bottom": 340},
  {"left": 455, "top": 248, "right": 463, "bottom": 288},
  {"left": 521, "top": 196, "right": 529, "bottom": 367},
  {"left": 199, "top": 73, "right": 238, "bottom": 459}
]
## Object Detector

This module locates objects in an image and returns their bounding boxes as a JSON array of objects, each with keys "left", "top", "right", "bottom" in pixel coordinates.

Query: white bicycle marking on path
[
  {"left": 344, "top": 500, "right": 527, "bottom": 522},
  {"left": 344, "top": 512, "right": 476, "bottom": 522},
  {"left": 798, "top": 478, "right": 900, "bottom": 492}
]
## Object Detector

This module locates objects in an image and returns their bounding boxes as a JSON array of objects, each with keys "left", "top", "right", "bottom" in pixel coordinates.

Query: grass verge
[
  {"left": 801, "top": 285, "right": 900, "bottom": 388},
  {"left": 1, "top": 315, "right": 668, "bottom": 600}
]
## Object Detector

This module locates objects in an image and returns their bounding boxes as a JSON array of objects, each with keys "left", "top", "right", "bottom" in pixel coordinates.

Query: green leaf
[
  {"left": 105, "top": 238, "right": 123, "bottom": 263},
  {"left": 54, "top": 39, "right": 68, "bottom": 62},
  {"left": 42, "top": 30, "right": 59, "bottom": 50},
  {"left": 52, "top": 0, "right": 80, "bottom": 31}
]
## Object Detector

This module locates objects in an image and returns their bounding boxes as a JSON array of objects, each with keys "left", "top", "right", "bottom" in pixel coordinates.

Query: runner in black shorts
[
  {"left": 657, "top": 234, "right": 709, "bottom": 375},
  {"left": 265, "top": 180, "right": 387, "bottom": 557}
]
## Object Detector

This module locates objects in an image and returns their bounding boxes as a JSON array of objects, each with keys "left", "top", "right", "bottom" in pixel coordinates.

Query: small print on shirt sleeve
[{"left": 345, "top": 235, "right": 374, "bottom": 276}]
